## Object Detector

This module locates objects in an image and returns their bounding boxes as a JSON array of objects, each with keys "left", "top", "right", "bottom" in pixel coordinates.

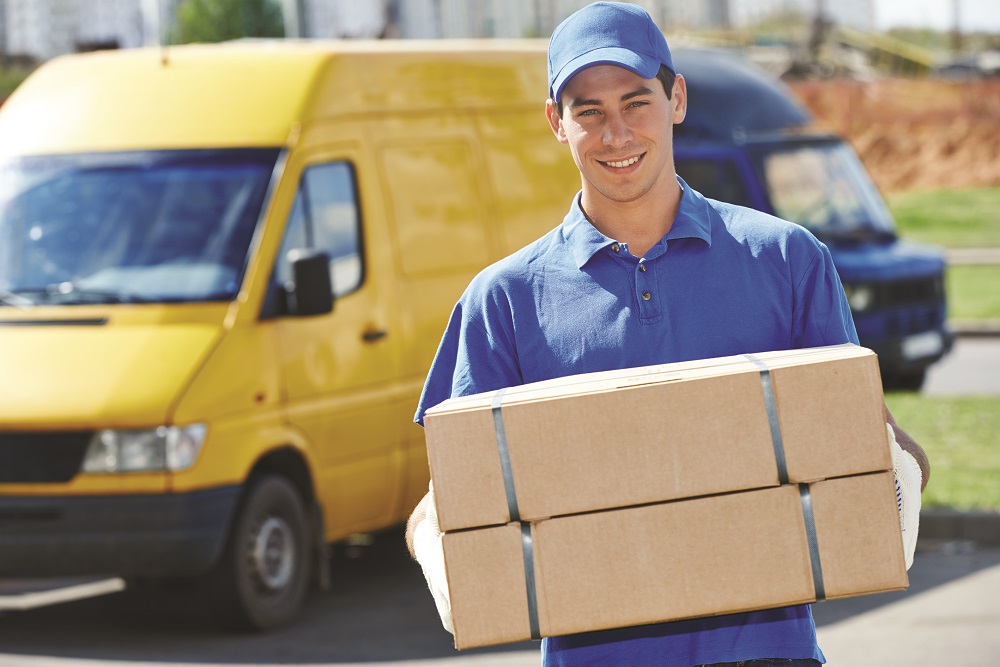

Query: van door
[{"left": 266, "top": 145, "right": 403, "bottom": 537}]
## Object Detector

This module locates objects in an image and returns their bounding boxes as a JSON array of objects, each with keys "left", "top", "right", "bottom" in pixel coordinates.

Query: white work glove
[
  {"left": 413, "top": 484, "right": 454, "bottom": 634},
  {"left": 888, "top": 423, "right": 922, "bottom": 570}
]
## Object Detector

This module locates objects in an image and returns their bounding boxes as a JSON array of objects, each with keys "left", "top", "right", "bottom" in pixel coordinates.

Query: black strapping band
[
  {"left": 491, "top": 387, "right": 520, "bottom": 522},
  {"left": 744, "top": 354, "right": 790, "bottom": 485},
  {"left": 521, "top": 522, "right": 541, "bottom": 639},
  {"left": 799, "top": 485, "right": 827, "bottom": 601},
  {"left": 491, "top": 388, "right": 540, "bottom": 639}
]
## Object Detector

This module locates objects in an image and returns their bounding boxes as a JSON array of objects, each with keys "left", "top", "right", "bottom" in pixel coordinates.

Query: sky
[{"left": 874, "top": 0, "right": 1000, "bottom": 32}]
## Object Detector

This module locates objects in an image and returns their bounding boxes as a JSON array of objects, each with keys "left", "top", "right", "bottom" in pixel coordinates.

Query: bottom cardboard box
[{"left": 444, "top": 472, "right": 908, "bottom": 649}]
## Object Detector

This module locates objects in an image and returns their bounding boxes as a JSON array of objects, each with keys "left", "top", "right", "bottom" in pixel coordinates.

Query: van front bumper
[
  {"left": 866, "top": 325, "right": 956, "bottom": 374},
  {"left": 0, "top": 485, "right": 241, "bottom": 578}
]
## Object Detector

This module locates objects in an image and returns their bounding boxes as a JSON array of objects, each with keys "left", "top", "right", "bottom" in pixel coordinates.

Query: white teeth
[{"left": 606, "top": 156, "right": 640, "bottom": 168}]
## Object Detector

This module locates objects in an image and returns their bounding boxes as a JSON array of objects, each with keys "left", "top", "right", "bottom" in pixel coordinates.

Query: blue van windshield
[
  {"left": 0, "top": 148, "right": 279, "bottom": 305},
  {"left": 757, "top": 141, "right": 897, "bottom": 242}
]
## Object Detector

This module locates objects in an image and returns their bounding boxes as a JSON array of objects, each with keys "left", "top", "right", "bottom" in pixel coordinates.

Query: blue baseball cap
[{"left": 548, "top": 2, "right": 674, "bottom": 104}]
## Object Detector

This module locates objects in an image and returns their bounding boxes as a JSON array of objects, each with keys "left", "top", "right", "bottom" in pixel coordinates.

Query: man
[{"left": 407, "top": 3, "right": 928, "bottom": 665}]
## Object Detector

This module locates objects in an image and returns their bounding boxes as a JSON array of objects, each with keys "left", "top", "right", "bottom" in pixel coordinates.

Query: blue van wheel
[
  {"left": 882, "top": 368, "right": 927, "bottom": 393},
  {"left": 208, "top": 473, "right": 312, "bottom": 630}
]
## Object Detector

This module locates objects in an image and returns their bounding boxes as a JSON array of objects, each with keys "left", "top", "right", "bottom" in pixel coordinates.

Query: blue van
[{"left": 673, "top": 48, "right": 953, "bottom": 390}]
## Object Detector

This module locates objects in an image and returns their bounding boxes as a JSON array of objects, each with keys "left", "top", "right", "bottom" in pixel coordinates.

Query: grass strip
[
  {"left": 948, "top": 264, "right": 1000, "bottom": 321},
  {"left": 889, "top": 187, "right": 1000, "bottom": 248},
  {"left": 885, "top": 393, "right": 1000, "bottom": 511}
]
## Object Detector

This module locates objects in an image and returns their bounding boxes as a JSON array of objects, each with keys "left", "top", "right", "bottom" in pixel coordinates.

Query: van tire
[
  {"left": 209, "top": 474, "right": 311, "bottom": 631},
  {"left": 882, "top": 368, "right": 926, "bottom": 392}
]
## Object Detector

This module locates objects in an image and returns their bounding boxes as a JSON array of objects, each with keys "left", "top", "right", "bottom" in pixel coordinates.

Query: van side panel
[
  {"left": 477, "top": 111, "right": 581, "bottom": 255},
  {"left": 371, "top": 116, "right": 496, "bottom": 380}
]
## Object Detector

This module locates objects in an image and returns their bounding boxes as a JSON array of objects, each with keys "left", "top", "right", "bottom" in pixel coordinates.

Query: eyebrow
[{"left": 567, "top": 85, "right": 655, "bottom": 110}]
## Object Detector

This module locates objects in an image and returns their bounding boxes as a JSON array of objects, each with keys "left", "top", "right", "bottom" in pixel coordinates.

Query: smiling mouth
[{"left": 600, "top": 153, "right": 644, "bottom": 168}]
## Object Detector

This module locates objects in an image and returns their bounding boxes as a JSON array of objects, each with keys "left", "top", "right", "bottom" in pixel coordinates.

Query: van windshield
[
  {"left": 757, "top": 141, "right": 896, "bottom": 243},
  {"left": 0, "top": 148, "right": 279, "bottom": 305}
]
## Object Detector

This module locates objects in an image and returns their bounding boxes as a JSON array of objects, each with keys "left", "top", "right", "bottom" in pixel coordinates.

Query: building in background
[
  {"left": 390, "top": 0, "right": 735, "bottom": 39},
  {"left": 0, "top": 0, "right": 179, "bottom": 62},
  {"left": 0, "top": 0, "right": 877, "bottom": 64},
  {"left": 730, "top": 0, "right": 875, "bottom": 32}
]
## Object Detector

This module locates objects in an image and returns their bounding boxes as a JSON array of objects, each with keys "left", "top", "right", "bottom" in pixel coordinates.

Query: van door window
[
  {"left": 274, "top": 162, "right": 363, "bottom": 300},
  {"left": 675, "top": 158, "right": 753, "bottom": 208}
]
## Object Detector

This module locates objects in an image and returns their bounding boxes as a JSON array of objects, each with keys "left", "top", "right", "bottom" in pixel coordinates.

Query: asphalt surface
[{"left": 0, "top": 533, "right": 998, "bottom": 667}]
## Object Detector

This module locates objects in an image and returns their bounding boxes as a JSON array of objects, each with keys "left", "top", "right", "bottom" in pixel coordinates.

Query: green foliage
[
  {"left": 0, "top": 66, "right": 35, "bottom": 100},
  {"left": 948, "top": 265, "right": 1000, "bottom": 321},
  {"left": 173, "top": 0, "right": 284, "bottom": 44},
  {"left": 885, "top": 393, "right": 1000, "bottom": 510},
  {"left": 889, "top": 187, "right": 1000, "bottom": 249},
  {"left": 886, "top": 27, "right": 1000, "bottom": 53}
]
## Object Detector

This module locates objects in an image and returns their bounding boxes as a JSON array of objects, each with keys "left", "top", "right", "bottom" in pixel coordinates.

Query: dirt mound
[{"left": 788, "top": 79, "right": 1000, "bottom": 193}]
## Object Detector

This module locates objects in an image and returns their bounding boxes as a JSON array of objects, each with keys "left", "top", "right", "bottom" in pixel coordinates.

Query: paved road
[
  {"left": 815, "top": 544, "right": 1000, "bottom": 666},
  {"left": 1, "top": 528, "right": 998, "bottom": 667},
  {"left": 923, "top": 335, "right": 1000, "bottom": 396}
]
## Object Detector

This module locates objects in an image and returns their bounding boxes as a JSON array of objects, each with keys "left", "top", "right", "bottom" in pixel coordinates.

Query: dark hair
[{"left": 556, "top": 64, "right": 676, "bottom": 116}]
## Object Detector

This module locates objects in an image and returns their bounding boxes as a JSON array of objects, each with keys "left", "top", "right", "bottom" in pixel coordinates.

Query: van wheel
[
  {"left": 883, "top": 369, "right": 926, "bottom": 392},
  {"left": 209, "top": 474, "right": 311, "bottom": 630}
]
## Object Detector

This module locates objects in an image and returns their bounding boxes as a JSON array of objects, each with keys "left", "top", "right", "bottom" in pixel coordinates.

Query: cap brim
[{"left": 551, "top": 47, "right": 662, "bottom": 103}]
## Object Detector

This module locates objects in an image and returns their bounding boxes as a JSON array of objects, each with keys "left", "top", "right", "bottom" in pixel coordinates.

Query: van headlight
[
  {"left": 82, "top": 424, "right": 206, "bottom": 473},
  {"left": 843, "top": 283, "right": 875, "bottom": 313}
]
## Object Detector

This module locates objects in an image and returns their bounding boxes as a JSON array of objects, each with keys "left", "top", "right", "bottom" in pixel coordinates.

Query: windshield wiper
[
  {"left": 11, "top": 283, "right": 151, "bottom": 305},
  {"left": 0, "top": 288, "right": 35, "bottom": 307}
]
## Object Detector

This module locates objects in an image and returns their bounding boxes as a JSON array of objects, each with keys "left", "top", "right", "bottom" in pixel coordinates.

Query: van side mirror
[{"left": 286, "top": 249, "right": 333, "bottom": 317}]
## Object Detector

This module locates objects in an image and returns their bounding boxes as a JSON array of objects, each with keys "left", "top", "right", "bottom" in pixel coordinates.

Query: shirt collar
[{"left": 563, "top": 176, "right": 714, "bottom": 269}]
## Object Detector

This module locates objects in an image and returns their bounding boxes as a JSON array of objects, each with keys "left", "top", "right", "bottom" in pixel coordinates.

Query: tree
[{"left": 173, "top": 0, "right": 285, "bottom": 44}]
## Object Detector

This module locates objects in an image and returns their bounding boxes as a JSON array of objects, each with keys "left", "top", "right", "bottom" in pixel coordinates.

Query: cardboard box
[
  {"left": 425, "top": 344, "right": 888, "bottom": 532},
  {"left": 445, "top": 472, "right": 908, "bottom": 649}
]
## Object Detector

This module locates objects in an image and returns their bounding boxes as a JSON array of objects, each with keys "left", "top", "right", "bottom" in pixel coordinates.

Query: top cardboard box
[{"left": 424, "top": 344, "right": 889, "bottom": 532}]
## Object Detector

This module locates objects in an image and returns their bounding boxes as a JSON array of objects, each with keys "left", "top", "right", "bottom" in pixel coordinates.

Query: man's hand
[
  {"left": 885, "top": 403, "right": 929, "bottom": 492},
  {"left": 406, "top": 490, "right": 433, "bottom": 559},
  {"left": 405, "top": 485, "right": 454, "bottom": 634},
  {"left": 887, "top": 422, "right": 922, "bottom": 569}
]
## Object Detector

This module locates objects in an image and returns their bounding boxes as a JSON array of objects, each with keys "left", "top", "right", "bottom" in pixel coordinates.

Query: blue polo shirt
[{"left": 416, "top": 178, "right": 858, "bottom": 666}]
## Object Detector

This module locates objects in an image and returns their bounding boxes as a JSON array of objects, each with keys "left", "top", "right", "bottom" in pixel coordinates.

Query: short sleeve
[
  {"left": 792, "top": 240, "right": 859, "bottom": 348},
  {"left": 414, "top": 290, "right": 523, "bottom": 426}
]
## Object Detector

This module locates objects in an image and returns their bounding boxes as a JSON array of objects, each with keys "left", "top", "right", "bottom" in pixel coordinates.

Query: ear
[
  {"left": 545, "top": 99, "right": 569, "bottom": 144},
  {"left": 671, "top": 74, "right": 687, "bottom": 125}
]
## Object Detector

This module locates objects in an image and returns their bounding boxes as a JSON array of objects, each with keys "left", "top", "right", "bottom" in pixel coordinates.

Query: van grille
[
  {"left": 0, "top": 432, "right": 92, "bottom": 483},
  {"left": 879, "top": 277, "right": 943, "bottom": 308}
]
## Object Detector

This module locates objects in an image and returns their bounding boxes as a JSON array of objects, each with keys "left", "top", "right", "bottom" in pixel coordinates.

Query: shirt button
[
  {"left": 642, "top": 291, "right": 651, "bottom": 301},
  {"left": 611, "top": 243, "right": 620, "bottom": 253},
  {"left": 638, "top": 263, "right": 646, "bottom": 272}
]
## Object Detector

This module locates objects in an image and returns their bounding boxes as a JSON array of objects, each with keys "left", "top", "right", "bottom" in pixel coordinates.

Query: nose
[{"left": 602, "top": 110, "right": 633, "bottom": 148}]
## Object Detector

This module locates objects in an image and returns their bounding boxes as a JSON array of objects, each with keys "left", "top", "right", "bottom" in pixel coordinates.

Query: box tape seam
[
  {"left": 799, "top": 484, "right": 827, "bottom": 601},
  {"left": 521, "top": 522, "right": 541, "bottom": 639},
  {"left": 492, "top": 388, "right": 541, "bottom": 639},
  {"left": 744, "top": 353, "right": 790, "bottom": 485},
  {"left": 491, "top": 387, "right": 520, "bottom": 522}
]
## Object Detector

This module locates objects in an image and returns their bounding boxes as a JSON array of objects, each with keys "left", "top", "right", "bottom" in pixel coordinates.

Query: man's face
[{"left": 546, "top": 65, "right": 686, "bottom": 208}]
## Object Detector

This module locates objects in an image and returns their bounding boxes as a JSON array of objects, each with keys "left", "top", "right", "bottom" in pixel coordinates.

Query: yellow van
[{"left": 0, "top": 40, "right": 579, "bottom": 628}]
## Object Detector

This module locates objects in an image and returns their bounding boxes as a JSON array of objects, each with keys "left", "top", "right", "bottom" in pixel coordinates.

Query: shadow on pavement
[
  {"left": 0, "top": 525, "right": 537, "bottom": 664},
  {"left": 812, "top": 540, "right": 999, "bottom": 627},
  {"left": 1, "top": 528, "right": 996, "bottom": 664}
]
